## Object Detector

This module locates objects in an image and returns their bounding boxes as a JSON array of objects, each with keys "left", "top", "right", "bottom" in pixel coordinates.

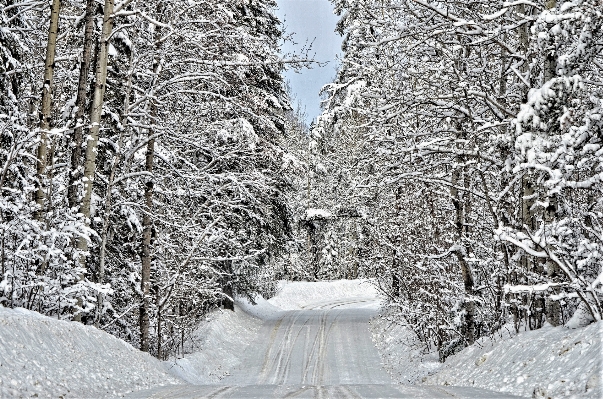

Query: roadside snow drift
[
  {"left": 0, "top": 306, "right": 179, "bottom": 398},
  {"left": 425, "top": 322, "right": 602, "bottom": 398},
  {"left": 163, "top": 299, "right": 268, "bottom": 384},
  {"left": 373, "top": 311, "right": 602, "bottom": 398}
]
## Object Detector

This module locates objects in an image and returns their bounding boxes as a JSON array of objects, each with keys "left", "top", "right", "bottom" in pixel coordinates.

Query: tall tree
[{"left": 34, "top": 0, "right": 61, "bottom": 224}]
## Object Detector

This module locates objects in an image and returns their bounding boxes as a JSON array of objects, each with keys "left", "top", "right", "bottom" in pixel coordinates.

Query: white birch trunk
[
  {"left": 77, "top": 0, "right": 115, "bottom": 262},
  {"left": 34, "top": 0, "right": 61, "bottom": 224}
]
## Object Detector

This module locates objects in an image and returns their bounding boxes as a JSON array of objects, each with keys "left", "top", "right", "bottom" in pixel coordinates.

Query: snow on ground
[
  {"left": 425, "top": 322, "right": 602, "bottom": 398},
  {"left": 163, "top": 297, "right": 278, "bottom": 384},
  {"left": 0, "top": 280, "right": 378, "bottom": 398},
  {"left": 0, "top": 306, "right": 180, "bottom": 398},
  {"left": 370, "top": 314, "right": 444, "bottom": 384},
  {"left": 163, "top": 279, "right": 380, "bottom": 383},
  {"left": 372, "top": 311, "right": 602, "bottom": 398},
  {"left": 8, "top": 279, "right": 594, "bottom": 399},
  {"left": 268, "top": 279, "right": 380, "bottom": 310}
]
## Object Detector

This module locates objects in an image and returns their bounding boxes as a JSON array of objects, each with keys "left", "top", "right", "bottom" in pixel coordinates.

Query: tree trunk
[
  {"left": 77, "top": 0, "right": 114, "bottom": 263},
  {"left": 450, "top": 144, "right": 475, "bottom": 345},
  {"left": 222, "top": 260, "right": 234, "bottom": 311},
  {"left": 223, "top": 282, "right": 234, "bottom": 311},
  {"left": 34, "top": 0, "right": 61, "bottom": 223},
  {"left": 140, "top": 19, "right": 163, "bottom": 351},
  {"left": 75, "top": 0, "right": 114, "bottom": 322},
  {"left": 94, "top": 51, "right": 134, "bottom": 326},
  {"left": 68, "top": 0, "right": 96, "bottom": 210},
  {"left": 542, "top": 0, "right": 562, "bottom": 328},
  {"left": 139, "top": 114, "right": 155, "bottom": 352}
]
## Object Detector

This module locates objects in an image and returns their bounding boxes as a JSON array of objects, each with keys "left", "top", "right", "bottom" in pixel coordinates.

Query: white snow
[
  {"left": 163, "top": 279, "right": 380, "bottom": 383},
  {"left": 424, "top": 322, "right": 602, "bottom": 398},
  {"left": 372, "top": 311, "right": 603, "bottom": 398},
  {"left": 0, "top": 306, "right": 180, "bottom": 398},
  {"left": 163, "top": 297, "right": 280, "bottom": 384},
  {"left": 370, "top": 315, "right": 444, "bottom": 384},
  {"left": 3, "top": 280, "right": 599, "bottom": 399},
  {"left": 305, "top": 208, "right": 333, "bottom": 220},
  {"left": 268, "top": 279, "right": 380, "bottom": 310}
]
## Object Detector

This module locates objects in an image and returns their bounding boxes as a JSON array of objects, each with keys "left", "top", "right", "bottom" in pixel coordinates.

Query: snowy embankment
[
  {"left": 7, "top": 280, "right": 596, "bottom": 398},
  {"left": 164, "top": 297, "right": 279, "bottom": 384},
  {"left": 372, "top": 315, "right": 602, "bottom": 398},
  {"left": 0, "top": 307, "right": 180, "bottom": 398}
]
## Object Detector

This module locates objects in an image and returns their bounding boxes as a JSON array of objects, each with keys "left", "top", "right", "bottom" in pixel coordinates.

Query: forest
[{"left": 1, "top": 0, "right": 602, "bottom": 367}]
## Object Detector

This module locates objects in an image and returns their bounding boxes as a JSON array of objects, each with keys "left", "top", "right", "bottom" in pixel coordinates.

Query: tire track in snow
[{"left": 258, "top": 310, "right": 309, "bottom": 385}]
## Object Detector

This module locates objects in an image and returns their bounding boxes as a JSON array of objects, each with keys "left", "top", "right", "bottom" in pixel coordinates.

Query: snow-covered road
[
  {"left": 131, "top": 296, "right": 520, "bottom": 398},
  {"left": 236, "top": 297, "right": 389, "bottom": 386}
]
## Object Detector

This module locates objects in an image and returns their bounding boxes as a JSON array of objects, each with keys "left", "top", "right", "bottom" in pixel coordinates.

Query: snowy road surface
[{"left": 131, "top": 296, "right": 520, "bottom": 398}]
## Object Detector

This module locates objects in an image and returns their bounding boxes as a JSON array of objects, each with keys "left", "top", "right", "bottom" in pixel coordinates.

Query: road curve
[{"left": 130, "top": 298, "right": 521, "bottom": 398}]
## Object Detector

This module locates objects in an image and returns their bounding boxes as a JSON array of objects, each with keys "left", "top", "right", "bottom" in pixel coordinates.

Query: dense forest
[
  {"left": 0, "top": 0, "right": 314, "bottom": 359},
  {"left": 309, "top": 0, "right": 603, "bottom": 360},
  {"left": 1, "top": 0, "right": 602, "bottom": 365}
]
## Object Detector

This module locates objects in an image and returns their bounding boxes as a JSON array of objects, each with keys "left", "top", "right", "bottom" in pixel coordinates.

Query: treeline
[
  {"left": 0, "top": 0, "right": 307, "bottom": 358},
  {"left": 307, "top": 0, "right": 602, "bottom": 359}
]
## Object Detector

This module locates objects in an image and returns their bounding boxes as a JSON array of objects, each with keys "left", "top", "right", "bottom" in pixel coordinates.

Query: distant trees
[
  {"left": 0, "top": 0, "right": 309, "bottom": 359},
  {"left": 309, "top": 0, "right": 602, "bottom": 359}
]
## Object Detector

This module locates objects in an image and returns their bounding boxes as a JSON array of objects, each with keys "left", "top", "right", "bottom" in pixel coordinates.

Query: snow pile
[
  {"left": 424, "top": 322, "right": 602, "bottom": 398},
  {"left": 268, "top": 279, "right": 380, "bottom": 310},
  {"left": 370, "top": 315, "right": 443, "bottom": 384},
  {"left": 164, "top": 298, "right": 276, "bottom": 384},
  {"left": 0, "top": 306, "right": 180, "bottom": 398},
  {"left": 373, "top": 311, "right": 602, "bottom": 398}
]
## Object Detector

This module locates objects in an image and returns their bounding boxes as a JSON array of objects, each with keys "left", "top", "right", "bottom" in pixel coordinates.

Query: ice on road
[{"left": 132, "top": 295, "right": 520, "bottom": 398}]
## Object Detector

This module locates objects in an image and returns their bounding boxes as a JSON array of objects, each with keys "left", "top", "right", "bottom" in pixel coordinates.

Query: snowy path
[
  {"left": 130, "top": 296, "right": 521, "bottom": 398},
  {"left": 234, "top": 297, "right": 389, "bottom": 386}
]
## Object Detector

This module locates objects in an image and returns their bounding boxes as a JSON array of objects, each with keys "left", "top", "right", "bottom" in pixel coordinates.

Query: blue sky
[{"left": 275, "top": 0, "right": 342, "bottom": 124}]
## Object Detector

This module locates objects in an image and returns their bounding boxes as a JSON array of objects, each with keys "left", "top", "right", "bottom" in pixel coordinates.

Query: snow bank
[
  {"left": 268, "top": 279, "right": 380, "bottom": 310},
  {"left": 0, "top": 306, "right": 180, "bottom": 398},
  {"left": 370, "top": 315, "right": 443, "bottom": 384},
  {"left": 373, "top": 312, "right": 602, "bottom": 398},
  {"left": 425, "top": 322, "right": 602, "bottom": 398},
  {"left": 163, "top": 299, "right": 269, "bottom": 384}
]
